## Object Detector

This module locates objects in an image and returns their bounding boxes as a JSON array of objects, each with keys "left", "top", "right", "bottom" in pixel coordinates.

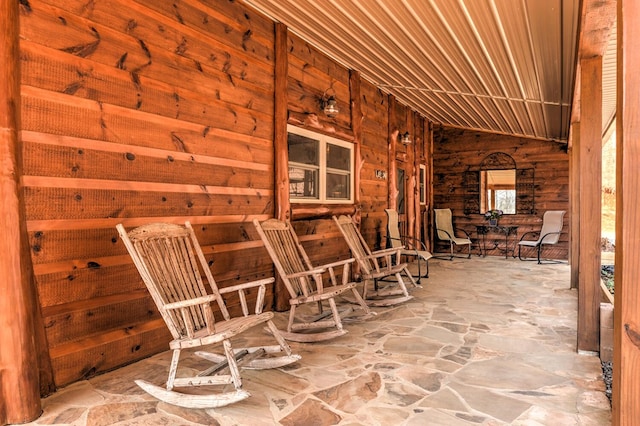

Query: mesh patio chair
[
  {"left": 434, "top": 208, "right": 472, "bottom": 260},
  {"left": 517, "top": 210, "right": 566, "bottom": 264},
  {"left": 385, "top": 208, "right": 432, "bottom": 279}
]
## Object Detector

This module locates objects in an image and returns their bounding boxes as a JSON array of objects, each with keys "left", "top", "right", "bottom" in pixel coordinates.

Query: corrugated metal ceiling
[{"left": 243, "top": 0, "right": 616, "bottom": 143}]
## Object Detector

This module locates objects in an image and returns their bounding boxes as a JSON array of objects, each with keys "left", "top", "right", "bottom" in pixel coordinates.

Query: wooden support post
[
  {"left": 272, "top": 22, "right": 290, "bottom": 312},
  {"left": 576, "top": 56, "right": 602, "bottom": 353},
  {"left": 274, "top": 22, "right": 290, "bottom": 223},
  {"left": 426, "top": 122, "right": 435, "bottom": 252},
  {"left": 405, "top": 111, "right": 415, "bottom": 240},
  {"left": 613, "top": 0, "right": 640, "bottom": 421},
  {"left": 413, "top": 115, "right": 423, "bottom": 242},
  {"left": 349, "top": 70, "right": 362, "bottom": 222},
  {"left": 569, "top": 123, "right": 580, "bottom": 289},
  {"left": 387, "top": 95, "right": 398, "bottom": 211},
  {"left": 0, "top": 0, "right": 49, "bottom": 423}
]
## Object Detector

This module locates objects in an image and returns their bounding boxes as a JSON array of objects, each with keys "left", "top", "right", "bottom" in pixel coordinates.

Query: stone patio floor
[{"left": 23, "top": 256, "right": 611, "bottom": 425}]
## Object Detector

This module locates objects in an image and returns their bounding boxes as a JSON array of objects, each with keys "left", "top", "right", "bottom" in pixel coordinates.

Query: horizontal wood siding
[
  {"left": 285, "top": 32, "right": 353, "bottom": 267},
  {"left": 359, "top": 81, "right": 390, "bottom": 251},
  {"left": 20, "top": 0, "right": 276, "bottom": 387},
  {"left": 433, "top": 126, "right": 570, "bottom": 259},
  {"left": 19, "top": 0, "right": 430, "bottom": 390}
]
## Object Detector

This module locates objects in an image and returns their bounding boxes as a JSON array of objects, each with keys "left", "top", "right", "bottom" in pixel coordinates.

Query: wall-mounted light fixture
[
  {"left": 399, "top": 131, "right": 412, "bottom": 145},
  {"left": 320, "top": 88, "right": 339, "bottom": 118}
]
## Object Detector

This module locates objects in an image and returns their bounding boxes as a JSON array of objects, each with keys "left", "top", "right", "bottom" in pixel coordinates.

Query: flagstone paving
[{"left": 23, "top": 256, "right": 610, "bottom": 425}]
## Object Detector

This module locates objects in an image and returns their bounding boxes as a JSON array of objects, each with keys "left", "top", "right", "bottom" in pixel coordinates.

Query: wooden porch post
[
  {"left": 613, "top": 0, "right": 640, "bottom": 421},
  {"left": 568, "top": 124, "right": 579, "bottom": 289},
  {"left": 426, "top": 122, "right": 434, "bottom": 252},
  {"left": 349, "top": 69, "right": 362, "bottom": 221},
  {"left": 0, "top": 0, "right": 44, "bottom": 423},
  {"left": 273, "top": 22, "right": 290, "bottom": 223},
  {"left": 576, "top": 56, "right": 602, "bottom": 353},
  {"left": 405, "top": 111, "right": 415, "bottom": 239},
  {"left": 413, "top": 115, "right": 423, "bottom": 242},
  {"left": 388, "top": 95, "right": 398, "bottom": 211},
  {"left": 271, "top": 22, "right": 290, "bottom": 311}
]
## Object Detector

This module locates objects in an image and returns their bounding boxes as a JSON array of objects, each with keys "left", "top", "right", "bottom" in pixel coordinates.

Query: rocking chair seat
[{"left": 169, "top": 312, "right": 274, "bottom": 350}]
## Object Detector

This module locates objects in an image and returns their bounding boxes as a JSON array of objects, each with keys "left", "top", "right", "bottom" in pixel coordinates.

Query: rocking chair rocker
[
  {"left": 117, "top": 222, "right": 300, "bottom": 409},
  {"left": 333, "top": 215, "right": 420, "bottom": 307},
  {"left": 253, "top": 218, "right": 372, "bottom": 343}
]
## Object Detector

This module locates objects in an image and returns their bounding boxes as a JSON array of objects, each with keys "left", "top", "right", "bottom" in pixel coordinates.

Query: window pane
[
  {"left": 326, "top": 143, "right": 350, "bottom": 171},
  {"left": 326, "top": 173, "right": 350, "bottom": 199},
  {"left": 495, "top": 190, "right": 516, "bottom": 214},
  {"left": 289, "top": 166, "right": 318, "bottom": 198},
  {"left": 288, "top": 133, "right": 319, "bottom": 165}
]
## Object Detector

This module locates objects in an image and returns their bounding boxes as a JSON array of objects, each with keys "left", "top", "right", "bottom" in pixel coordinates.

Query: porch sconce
[
  {"left": 399, "top": 131, "right": 412, "bottom": 145},
  {"left": 320, "top": 88, "right": 339, "bottom": 118}
]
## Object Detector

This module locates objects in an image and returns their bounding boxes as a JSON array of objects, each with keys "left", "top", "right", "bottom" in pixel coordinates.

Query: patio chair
[
  {"left": 253, "top": 218, "right": 371, "bottom": 343},
  {"left": 116, "top": 222, "right": 300, "bottom": 409},
  {"left": 384, "top": 209, "right": 432, "bottom": 279},
  {"left": 517, "top": 210, "right": 566, "bottom": 264},
  {"left": 333, "top": 214, "right": 419, "bottom": 307},
  {"left": 434, "top": 208, "right": 472, "bottom": 259}
]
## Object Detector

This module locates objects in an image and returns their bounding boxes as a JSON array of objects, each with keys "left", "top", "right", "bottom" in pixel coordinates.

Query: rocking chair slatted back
[
  {"left": 117, "top": 222, "right": 227, "bottom": 340},
  {"left": 333, "top": 215, "right": 378, "bottom": 274},
  {"left": 253, "top": 219, "right": 315, "bottom": 298}
]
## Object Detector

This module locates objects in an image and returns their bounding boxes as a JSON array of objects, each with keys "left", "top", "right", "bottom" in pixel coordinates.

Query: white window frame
[
  {"left": 419, "top": 164, "right": 427, "bottom": 205},
  {"left": 287, "top": 124, "right": 354, "bottom": 204}
]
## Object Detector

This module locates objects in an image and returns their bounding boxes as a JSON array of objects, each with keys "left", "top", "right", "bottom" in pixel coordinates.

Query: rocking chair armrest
[
  {"left": 369, "top": 247, "right": 402, "bottom": 258},
  {"left": 219, "top": 277, "right": 275, "bottom": 316},
  {"left": 367, "top": 247, "right": 402, "bottom": 264},
  {"left": 316, "top": 257, "right": 355, "bottom": 271},
  {"left": 286, "top": 267, "right": 326, "bottom": 280},
  {"left": 218, "top": 277, "right": 276, "bottom": 295},
  {"left": 162, "top": 294, "right": 218, "bottom": 312}
]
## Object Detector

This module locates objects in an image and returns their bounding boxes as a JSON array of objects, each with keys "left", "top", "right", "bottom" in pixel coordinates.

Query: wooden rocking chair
[
  {"left": 116, "top": 222, "right": 300, "bottom": 409},
  {"left": 333, "top": 215, "right": 420, "bottom": 307},
  {"left": 253, "top": 218, "right": 371, "bottom": 343}
]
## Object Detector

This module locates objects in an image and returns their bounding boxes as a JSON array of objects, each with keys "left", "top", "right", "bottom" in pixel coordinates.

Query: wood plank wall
[
  {"left": 18, "top": 0, "right": 428, "bottom": 389},
  {"left": 15, "top": 0, "right": 573, "bottom": 395},
  {"left": 284, "top": 33, "right": 354, "bottom": 270},
  {"left": 432, "top": 126, "right": 570, "bottom": 259},
  {"left": 19, "top": 0, "right": 277, "bottom": 388}
]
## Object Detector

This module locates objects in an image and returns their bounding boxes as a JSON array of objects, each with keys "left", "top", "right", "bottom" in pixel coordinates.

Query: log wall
[
  {"left": 432, "top": 126, "right": 570, "bottom": 259},
  {"left": 20, "top": 0, "right": 277, "bottom": 388},
  {"left": 18, "top": 0, "right": 429, "bottom": 390},
  {"left": 15, "top": 0, "right": 570, "bottom": 394}
]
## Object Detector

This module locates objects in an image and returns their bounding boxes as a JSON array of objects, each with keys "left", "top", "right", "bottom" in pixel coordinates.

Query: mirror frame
[{"left": 463, "top": 152, "right": 535, "bottom": 215}]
